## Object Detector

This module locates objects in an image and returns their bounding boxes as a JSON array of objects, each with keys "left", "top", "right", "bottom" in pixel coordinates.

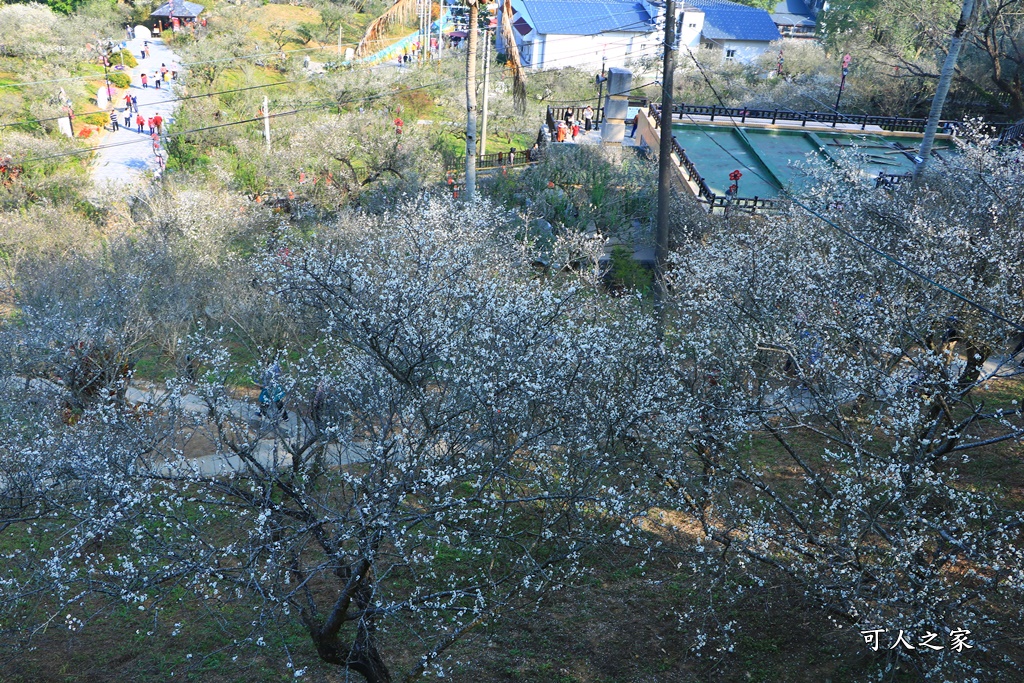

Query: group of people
[
  {"left": 554, "top": 105, "right": 596, "bottom": 143},
  {"left": 140, "top": 63, "right": 175, "bottom": 90}
]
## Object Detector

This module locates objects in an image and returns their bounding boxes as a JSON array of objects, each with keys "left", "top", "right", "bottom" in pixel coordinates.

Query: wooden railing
[
  {"left": 547, "top": 105, "right": 603, "bottom": 127},
  {"left": 998, "top": 120, "right": 1024, "bottom": 145},
  {"left": 443, "top": 150, "right": 536, "bottom": 173}
]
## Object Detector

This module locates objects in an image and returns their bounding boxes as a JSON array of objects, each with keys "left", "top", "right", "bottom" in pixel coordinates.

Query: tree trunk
[
  {"left": 654, "top": 0, "right": 676, "bottom": 341},
  {"left": 465, "top": 1, "right": 479, "bottom": 200},
  {"left": 915, "top": 0, "right": 977, "bottom": 179}
]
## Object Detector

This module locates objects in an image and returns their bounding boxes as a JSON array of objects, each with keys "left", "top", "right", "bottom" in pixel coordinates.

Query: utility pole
[
  {"left": 480, "top": 30, "right": 491, "bottom": 155},
  {"left": 654, "top": 0, "right": 676, "bottom": 341},
  {"left": 263, "top": 95, "right": 271, "bottom": 150},
  {"left": 338, "top": 23, "right": 343, "bottom": 60},
  {"left": 915, "top": 0, "right": 977, "bottom": 180}
]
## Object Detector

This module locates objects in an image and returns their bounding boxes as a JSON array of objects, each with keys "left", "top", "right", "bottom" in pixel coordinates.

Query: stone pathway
[{"left": 92, "top": 35, "right": 182, "bottom": 188}]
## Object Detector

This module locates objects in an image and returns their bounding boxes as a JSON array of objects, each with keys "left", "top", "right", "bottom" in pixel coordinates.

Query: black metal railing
[
  {"left": 664, "top": 103, "right": 1014, "bottom": 137},
  {"left": 665, "top": 124, "right": 784, "bottom": 213}
]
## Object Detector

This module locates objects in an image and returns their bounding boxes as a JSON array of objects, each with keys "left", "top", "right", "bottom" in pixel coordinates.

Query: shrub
[
  {"left": 114, "top": 48, "right": 138, "bottom": 68},
  {"left": 77, "top": 127, "right": 93, "bottom": 138},
  {"left": 106, "top": 71, "right": 131, "bottom": 89},
  {"left": 80, "top": 112, "right": 109, "bottom": 127}
]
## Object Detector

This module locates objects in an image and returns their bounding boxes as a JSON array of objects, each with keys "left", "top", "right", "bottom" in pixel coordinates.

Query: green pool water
[{"left": 672, "top": 124, "right": 955, "bottom": 198}]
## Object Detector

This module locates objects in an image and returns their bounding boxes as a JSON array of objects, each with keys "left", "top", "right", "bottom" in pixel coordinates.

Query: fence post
[
  {"left": 861, "top": 114, "right": 867, "bottom": 130},
  {"left": 772, "top": 108, "right": 778, "bottom": 124},
  {"left": 710, "top": 105, "right": 716, "bottom": 121},
  {"left": 802, "top": 112, "right": 807, "bottom": 127}
]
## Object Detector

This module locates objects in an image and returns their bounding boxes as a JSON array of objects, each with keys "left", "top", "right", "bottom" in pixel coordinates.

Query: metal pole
[
  {"left": 834, "top": 69, "right": 847, "bottom": 112},
  {"left": 654, "top": 0, "right": 676, "bottom": 341},
  {"left": 338, "top": 22, "right": 343, "bottom": 60},
  {"left": 481, "top": 30, "right": 490, "bottom": 156},
  {"left": 263, "top": 95, "right": 271, "bottom": 150},
  {"left": 597, "top": 55, "right": 607, "bottom": 119}
]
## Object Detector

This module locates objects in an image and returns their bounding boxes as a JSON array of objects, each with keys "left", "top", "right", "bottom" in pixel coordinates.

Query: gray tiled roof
[{"left": 150, "top": 0, "right": 205, "bottom": 18}]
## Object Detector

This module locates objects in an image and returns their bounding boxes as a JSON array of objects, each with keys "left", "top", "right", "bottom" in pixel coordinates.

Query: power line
[
  {"left": 9, "top": 76, "right": 462, "bottom": 166},
  {"left": 1, "top": 78, "right": 312, "bottom": 130},
  {"left": 669, "top": 47, "right": 1024, "bottom": 334}
]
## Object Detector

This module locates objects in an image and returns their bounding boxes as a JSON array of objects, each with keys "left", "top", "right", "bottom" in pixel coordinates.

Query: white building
[
  {"left": 496, "top": 0, "right": 658, "bottom": 71},
  {"left": 683, "top": 0, "right": 782, "bottom": 63},
  {"left": 497, "top": 0, "right": 780, "bottom": 71}
]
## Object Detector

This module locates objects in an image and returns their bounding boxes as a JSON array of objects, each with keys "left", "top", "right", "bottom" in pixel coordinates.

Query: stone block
[
  {"left": 602, "top": 121, "right": 625, "bottom": 144},
  {"left": 603, "top": 98, "right": 629, "bottom": 121},
  {"left": 607, "top": 67, "right": 632, "bottom": 97}
]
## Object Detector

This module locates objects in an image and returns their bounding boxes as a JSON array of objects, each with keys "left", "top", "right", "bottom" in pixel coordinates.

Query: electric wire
[
  {"left": 671, "top": 46, "right": 1024, "bottom": 333},
  {"left": 8, "top": 75, "right": 462, "bottom": 165}
]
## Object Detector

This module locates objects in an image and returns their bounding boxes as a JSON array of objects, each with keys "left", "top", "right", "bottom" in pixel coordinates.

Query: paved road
[
  {"left": 124, "top": 384, "right": 366, "bottom": 477},
  {"left": 92, "top": 36, "right": 182, "bottom": 188}
]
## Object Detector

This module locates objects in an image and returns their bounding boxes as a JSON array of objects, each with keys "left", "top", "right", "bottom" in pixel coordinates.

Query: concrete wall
[{"left": 635, "top": 109, "right": 698, "bottom": 198}]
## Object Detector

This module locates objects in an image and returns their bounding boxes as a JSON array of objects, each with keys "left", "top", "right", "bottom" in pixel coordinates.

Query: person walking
[
  {"left": 124, "top": 93, "right": 132, "bottom": 109},
  {"left": 629, "top": 112, "right": 640, "bottom": 137},
  {"left": 153, "top": 112, "right": 163, "bottom": 135},
  {"left": 572, "top": 121, "right": 580, "bottom": 140},
  {"left": 136, "top": 113, "right": 144, "bottom": 133},
  {"left": 147, "top": 116, "right": 155, "bottom": 135},
  {"left": 131, "top": 95, "right": 138, "bottom": 112},
  {"left": 160, "top": 64, "right": 168, "bottom": 83},
  {"left": 109, "top": 109, "right": 119, "bottom": 132},
  {"left": 154, "top": 73, "right": 161, "bottom": 90},
  {"left": 141, "top": 73, "right": 148, "bottom": 89},
  {"left": 123, "top": 109, "right": 132, "bottom": 128},
  {"left": 583, "top": 105, "right": 594, "bottom": 132}
]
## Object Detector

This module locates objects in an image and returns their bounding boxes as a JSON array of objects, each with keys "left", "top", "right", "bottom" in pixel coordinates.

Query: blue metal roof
[
  {"left": 689, "top": 0, "right": 781, "bottom": 42},
  {"left": 522, "top": 0, "right": 653, "bottom": 36}
]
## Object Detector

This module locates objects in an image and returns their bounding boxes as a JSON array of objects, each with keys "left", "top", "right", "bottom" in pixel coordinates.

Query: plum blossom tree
[
  {"left": 656, "top": 134, "right": 1024, "bottom": 679},
  {"left": 1, "top": 197, "right": 664, "bottom": 682}
]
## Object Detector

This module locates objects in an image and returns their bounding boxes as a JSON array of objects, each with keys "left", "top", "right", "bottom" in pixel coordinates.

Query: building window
[
  {"left": 726, "top": 48, "right": 737, "bottom": 59},
  {"left": 688, "top": 23, "right": 696, "bottom": 28}
]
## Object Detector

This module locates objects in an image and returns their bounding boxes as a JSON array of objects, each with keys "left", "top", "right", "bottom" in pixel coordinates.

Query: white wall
[
  {"left": 529, "top": 31, "right": 655, "bottom": 71},
  {"left": 678, "top": 9, "right": 704, "bottom": 49},
  {"left": 705, "top": 39, "right": 773, "bottom": 64}
]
